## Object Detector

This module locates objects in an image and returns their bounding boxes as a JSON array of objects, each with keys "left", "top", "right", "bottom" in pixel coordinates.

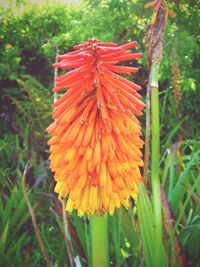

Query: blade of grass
[
  {"left": 138, "top": 183, "right": 168, "bottom": 267},
  {"left": 161, "top": 187, "right": 183, "bottom": 267},
  {"left": 168, "top": 149, "right": 175, "bottom": 199},
  {"left": 110, "top": 209, "right": 121, "bottom": 267},
  {"left": 0, "top": 221, "right": 9, "bottom": 253},
  {"left": 161, "top": 149, "right": 171, "bottom": 187},
  {"left": 169, "top": 149, "right": 200, "bottom": 213},
  {"left": 168, "top": 174, "right": 200, "bottom": 246},
  {"left": 84, "top": 216, "right": 91, "bottom": 267},
  {"left": 22, "top": 164, "right": 53, "bottom": 267},
  {"left": 137, "top": 183, "right": 155, "bottom": 267},
  {"left": 0, "top": 252, "right": 14, "bottom": 267},
  {"left": 62, "top": 199, "right": 75, "bottom": 267},
  {"left": 125, "top": 206, "right": 140, "bottom": 254}
]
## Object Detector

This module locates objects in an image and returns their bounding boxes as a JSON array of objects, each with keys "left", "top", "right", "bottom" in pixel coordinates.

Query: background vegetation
[{"left": 0, "top": 0, "right": 199, "bottom": 266}]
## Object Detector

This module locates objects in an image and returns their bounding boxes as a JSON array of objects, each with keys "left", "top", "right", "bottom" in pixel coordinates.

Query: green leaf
[
  {"left": 0, "top": 221, "right": 9, "bottom": 253},
  {"left": 169, "top": 149, "right": 200, "bottom": 213},
  {"left": 137, "top": 183, "right": 168, "bottom": 267}
]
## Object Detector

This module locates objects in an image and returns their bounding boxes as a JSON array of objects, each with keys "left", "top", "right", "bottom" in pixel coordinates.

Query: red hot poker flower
[{"left": 47, "top": 39, "right": 145, "bottom": 216}]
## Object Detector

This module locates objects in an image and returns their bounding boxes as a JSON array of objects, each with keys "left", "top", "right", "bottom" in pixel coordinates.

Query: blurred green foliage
[{"left": 0, "top": 0, "right": 199, "bottom": 266}]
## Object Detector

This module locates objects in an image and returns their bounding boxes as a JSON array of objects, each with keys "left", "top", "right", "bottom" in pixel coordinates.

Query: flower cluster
[{"left": 47, "top": 39, "right": 145, "bottom": 216}]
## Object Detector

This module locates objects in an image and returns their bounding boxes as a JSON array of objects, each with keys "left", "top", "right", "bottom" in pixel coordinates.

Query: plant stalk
[
  {"left": 62, "top": 199, "right": 75, "bottom": 267},
  {"left": 54, "top": 46, "right": 59, "bottom": 103},
  {"left": 91, "top": 215, "right": 109, "bottom": 267},
  {"left": 150, "top": 63, "right": 164, "bottom": 266},
  {"left": 22, "top": 164, "right": 53, "bottom": 267},
  {"left": 143, "top": 80, "right": 151, "bottom": 185}
]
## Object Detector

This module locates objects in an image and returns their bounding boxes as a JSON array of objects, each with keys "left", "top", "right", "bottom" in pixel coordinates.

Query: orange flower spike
[{"left": 47, "top": 38, "right": 145, "bottom": 216}]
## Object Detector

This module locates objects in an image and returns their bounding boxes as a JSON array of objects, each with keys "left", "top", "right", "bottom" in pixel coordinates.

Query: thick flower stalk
[{"left": 47, "top": 38, "right": 145, "bottom": 216}]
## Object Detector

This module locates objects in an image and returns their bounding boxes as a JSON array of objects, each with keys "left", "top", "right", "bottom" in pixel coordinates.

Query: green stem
[
  {"left": 143, "top": 80, "right": 151, "bottom": 185},
  {"left": 91, "top": 215, "right": 109, "bottom": 267},
  {"left": 151, "top": 63, "right": 160, "bottom": 209},
  {"left": 150, "top": 63, "right": 165, "bottom": 266}
]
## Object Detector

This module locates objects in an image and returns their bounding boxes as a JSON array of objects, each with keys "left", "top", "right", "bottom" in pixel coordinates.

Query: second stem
[{"left": 150, "top": 63, "right": 163, "bottom": 265}]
